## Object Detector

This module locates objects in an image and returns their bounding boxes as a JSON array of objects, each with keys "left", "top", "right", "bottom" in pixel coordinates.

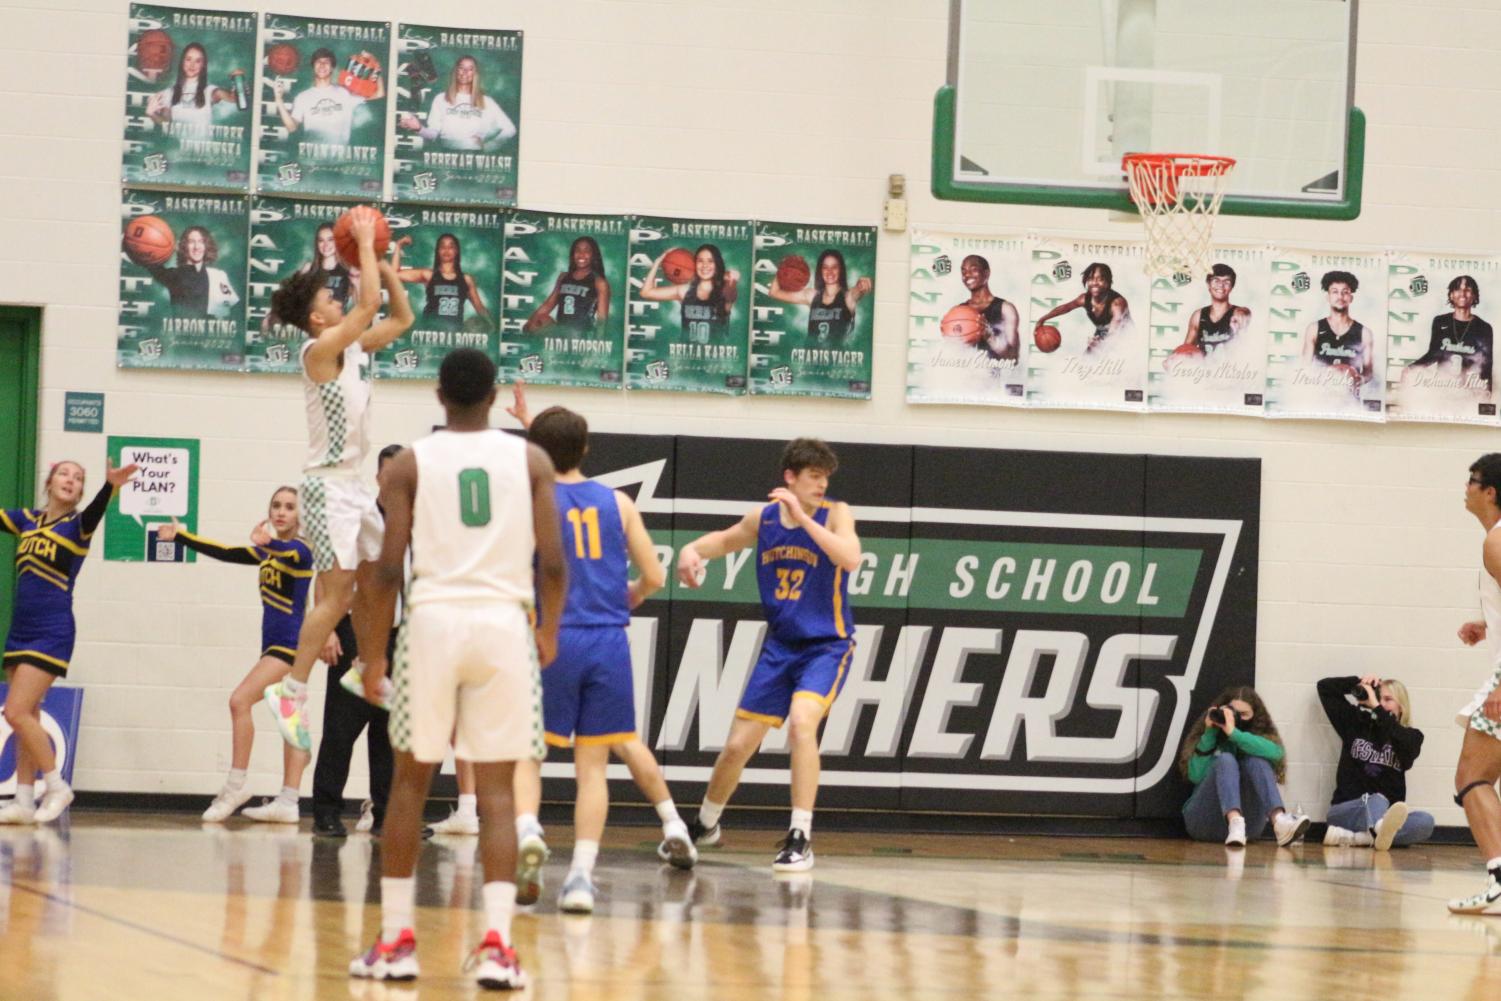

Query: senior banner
[
  {"left": 1386, "top": 252, "right": 1501, "bottom": 425},
  {"left": 1265, "top": 249, "right": 1388, "bottom": 421},
  {"left": 122, "top": 4, "right": 257, "bottom": 189},
  {"left": 392, "top": 24, "right": 523, "bottom": 205},
  {"left": 749, "top": 221, "right": 876, "bottom": 399},
  {"left": 1026, "top": 238, "right": 1151, "bottom": 412},
  {"left": 905, "top": 231, "right": 1030, "bottom": 407}
]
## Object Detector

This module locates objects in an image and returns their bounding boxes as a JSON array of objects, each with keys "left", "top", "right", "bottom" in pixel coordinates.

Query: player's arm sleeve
[
  {"left": 0, "top": 509, "right": 24, "bottom": 535},
  {"left": 78, "top": 483, "right": 117, "bottom": 537},
  {"left": 178, "top": 530, "right": 261, "bottom": 565},
  {"left": 1316, "top": 675, "right": 1362, "bottom": 735}
]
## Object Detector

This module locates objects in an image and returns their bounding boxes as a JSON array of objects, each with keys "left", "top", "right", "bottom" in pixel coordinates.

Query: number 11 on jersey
[{"left": 567, "top": 506, "right": 602, "bottom": 559}]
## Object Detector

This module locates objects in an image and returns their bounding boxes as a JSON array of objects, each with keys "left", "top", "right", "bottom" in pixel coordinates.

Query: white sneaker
[
  {"left": 340, "top": 666, "right": 393, "bottom": 710},
  {"left": 1372, "top": 802, "right": 1409, "bottom": 851},
  {"left": 1272, "top": 810, "right": 1310, "bottom": 847},
  {"left": 243, "top": 798, "right": 299, "bottom": 824},
  {"left": 1322, "top": 825, "right": 1374, "bottom": 848},
  {"left": 1448, "top": 872, "right": 1501, "bottom": 915},
  {"left": 0, "top": 801, "right": 36, "bottom": 825},
  {"left": 33, "top": 785, "right": 74, "bottom": 824},
  {"left": 429, "top": 810, "right": 479, "bottom": 835},
  {"left": 515, "top": 828, "right": 550, "bottom": 906},
  {"left": 1224, "top": 815, "right": 1247, "bottom": 847},
  {"left": 559, "top": 870, "right": 596, "bottom": 914},
  {"left": 657, "top": 821, "right": 698, "bottom": 870},
  {"left": 202, "top": 784, "right": 254, "bottom": 823},
  {"left": 355, "top": 799, "right": 375, "bottom": 833}
]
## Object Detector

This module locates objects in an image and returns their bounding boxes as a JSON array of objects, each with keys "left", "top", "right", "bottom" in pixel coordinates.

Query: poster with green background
[
  {"left": 499, "top": 211, "right": 627, "bottom": 388},
  {"left": 392, "top": 24, "right": 523, "bottom": 205},
  {"left": 118, "top": 189, "right": 247, "bottom": 371},
  {"left": 122, "top": 4, "right": 257, "bottom": 189},
  {"left": 245, "top": 196, "right": 355, "bottom": 375},
  {"left": 374, "top": 205, "right": 504, "bottom": 380},
  {"left": 626, "top": 216, "right": 753, "bottom": 395},
  {"left": 749, "top": 221, "right": 876, "bottom": 398},
  {"left": 257, "top": 14, "right": 389, "bottom": 198}
]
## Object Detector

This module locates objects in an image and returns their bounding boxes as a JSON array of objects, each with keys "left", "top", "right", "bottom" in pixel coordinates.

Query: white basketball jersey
[
  {"left": 408, "top": 429, "right": 533, "bottom": 606},
  {"left": 1482, "top": 524, "right": 1501, "bottom": 666},
  {"left": 302, "top": 339, "right": 373, "bottom": 475}
]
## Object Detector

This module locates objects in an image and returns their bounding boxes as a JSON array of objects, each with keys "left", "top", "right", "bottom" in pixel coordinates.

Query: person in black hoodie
[{"left": 1317, "top": 674, "right": 1434, "bottom": 849}]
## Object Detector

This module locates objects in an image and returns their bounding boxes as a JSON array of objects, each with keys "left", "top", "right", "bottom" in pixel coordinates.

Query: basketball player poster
[
  {"left": 749, "top": 221, "right": 876, "bottom": 399},
  {"left": 372, "top": 205, "right": 503, "bottom": 380},
  {"left": 498, "top": 210, "right": 627, "bottom": 389},
  {"left": 905, "top": 231, "right": 1031, "bottom": 407},
  {"left": 1386, "top": 253, "right": 1501, "bottom": 425},
  {"left": 1026, "top": 238, "right": 1151, "bottom": 412},
  {"left": 1146, "top": 246, "right": 1269, "bottom": 416},
  {"left": 118, "top": 189, "right": 247, "bottom": 371},
  {"left": 1264, "top": 248, "right": 1387, "bottom": 422},
  {"left": 122, "top": 4, "right": 256, "bottom": 190},
  {"left": 257, "top": 14, "right": 389, "bottom": 198},
  {"left": 392, "top": 24, "right": 523, "bottom": 206},
  {"left": 626, "top": 216, "right": 753, "bottom": 395},
  {"left": 243, "top": 196, "right": 354, "bottom": 375}
]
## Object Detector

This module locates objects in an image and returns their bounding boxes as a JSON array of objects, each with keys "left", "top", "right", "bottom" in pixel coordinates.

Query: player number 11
[{"left": 567, "top": 506, "right": 603, "bottom": 559}]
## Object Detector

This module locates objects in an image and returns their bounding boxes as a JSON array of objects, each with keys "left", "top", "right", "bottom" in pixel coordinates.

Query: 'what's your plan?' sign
[{"left": 105, "top": 436, "right": 201, "bottom": 561}]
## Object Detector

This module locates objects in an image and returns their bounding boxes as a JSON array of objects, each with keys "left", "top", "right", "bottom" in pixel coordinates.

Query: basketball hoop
[{"left": 1122, "top": 153, "right": 1236, "bottom": 279}]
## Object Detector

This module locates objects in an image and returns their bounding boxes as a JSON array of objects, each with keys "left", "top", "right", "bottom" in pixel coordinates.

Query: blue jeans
[
  {"left": 1184, "top": 753, "right": 1285, "bottom": 842},
  {"left": 1327, "top": 793, "right": 1435, "bottom": 846}
]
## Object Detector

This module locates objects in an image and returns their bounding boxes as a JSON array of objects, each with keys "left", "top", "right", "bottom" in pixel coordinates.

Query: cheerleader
[
  {"left": 158, "top": 487, "right": 315, "bottom": 823},
  {"left": 0, "top": 459, "right": 137, "bottom": 824}
]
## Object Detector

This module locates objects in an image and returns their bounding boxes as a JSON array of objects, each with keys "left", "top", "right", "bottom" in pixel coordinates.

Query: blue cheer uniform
[
  {"left": 176, "top": 530, "right": 313, "bottom": 664},
  {"left": 737, "top": 501, "right": 856, "bottom": 726},
  {"left": 542, "top": 480, "right": 638, "bottom": 747},
  {"left": 1, "top": 484, "right": 117, "bottom": 676}
]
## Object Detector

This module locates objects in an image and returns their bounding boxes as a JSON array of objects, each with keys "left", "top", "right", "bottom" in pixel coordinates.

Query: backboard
[{"left": 933, "top": 0, "right": 1363, "bottom": 219}]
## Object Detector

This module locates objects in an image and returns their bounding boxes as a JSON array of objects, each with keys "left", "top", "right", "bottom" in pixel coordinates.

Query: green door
[{"left": 0, "top": 306, "right": 41, "bottom": 636}]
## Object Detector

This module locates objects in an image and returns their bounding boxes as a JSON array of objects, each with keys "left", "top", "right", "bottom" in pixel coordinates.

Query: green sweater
[{"left": 1186, "top": 728, "right": 1284, "bottom": 785}]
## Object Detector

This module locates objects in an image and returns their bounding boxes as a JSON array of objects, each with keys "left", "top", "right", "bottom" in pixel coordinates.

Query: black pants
[{"left": 311, "top": 615, "right": 393, "bottom": 823}]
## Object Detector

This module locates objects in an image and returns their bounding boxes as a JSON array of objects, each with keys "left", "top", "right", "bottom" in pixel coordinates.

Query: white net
[{"left": 1123, "top": 155, "right": 1236, "bottom": 280}]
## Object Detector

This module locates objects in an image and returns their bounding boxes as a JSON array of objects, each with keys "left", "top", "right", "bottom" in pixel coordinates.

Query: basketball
[
  {"left": 940, "top": 304, "right": 984, "bottom": 344},
  {"left": 266, "top": 43, "right": 300, "bottom": 76},
  {"left": 122, "top": 215, "right": 175, "bottom": 267},
  {"left": 1164, "top": 343, "right": 1205, "bottom": 370},
  {"left": 662, "top": 247, "right": 697, "bottom": 284},
  {"left": 332, "top": 207, "right": 391, "bottom": 268},
  {"left": 776, "top": 254, "right": 811, "bottom": 292},
  {"left": 136, "top": 29, "right": 173, "bottom": 74},
  {"left": 1033, "top": 323, "right": 1063, "bottom": 353}
]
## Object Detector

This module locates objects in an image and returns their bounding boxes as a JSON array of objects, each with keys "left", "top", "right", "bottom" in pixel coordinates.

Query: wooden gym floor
[{"left": 1, "top": 813, "right": 1499, "bottom": 1000}]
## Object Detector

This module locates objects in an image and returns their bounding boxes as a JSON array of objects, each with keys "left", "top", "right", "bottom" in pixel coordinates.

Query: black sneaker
[
  {"left": 313, "top": 814, "right": 348, "bottom": 838},
  {"left": 687, "top": 817, "right": 721, "bottom": 847},
  {"left": 772, "top": 829, "right": 814, "bottom": 872}
]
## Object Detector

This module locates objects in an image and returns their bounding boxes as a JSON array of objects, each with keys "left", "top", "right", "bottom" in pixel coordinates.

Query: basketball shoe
[
  {"left": 465, "top": 930, "right": 527, "bottom": 990},
  {"left": 657, "top": 820, "right": 698, "bottom": 869},
  {"left": 263, "top": 681, "right": 310, "bottom": 751},
  {"left": 350, "top": 928, "right": 420, "bottom": 981},
  {"left": 773, "top": 829, "right": 814, "bottom": 872},
  {"left": 1449, "top": 869, "right": 1501, "bottom": 915},
  {"left": 515, "top": 827, "right": 550, "bottom": 906}
]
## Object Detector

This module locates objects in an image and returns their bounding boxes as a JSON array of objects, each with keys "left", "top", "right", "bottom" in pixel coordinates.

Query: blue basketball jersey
[
  {"left": 556, "top": 480, "right": 630, "bottom": 627},
  {"left": 755, "top": 501, "right": 852, "bottom": 643}
]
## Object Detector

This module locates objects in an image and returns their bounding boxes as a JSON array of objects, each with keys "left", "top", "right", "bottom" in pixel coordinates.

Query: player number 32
[{"left": 774, "top": 567, "right": 804, "bottom": 601}]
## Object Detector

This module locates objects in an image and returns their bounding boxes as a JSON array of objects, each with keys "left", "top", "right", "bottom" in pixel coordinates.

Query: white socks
[
  {"left": 698, "top": 799, "right": 725, "bottom": 829},
  {"left": 226, "top": 769, "right": 247, "bottom": 790},
  {"left": 483, "top": 881, "right": 516, "bottom": 940},
  {"left": 381, "top": 876, "right": 415, "bottom": 941},
  {"left": 455, "top": 793, "right": 477, "bottom": 818},
  {"left": 570, "top": 839, "right": 599, "bottom": 877},
  {"left": 42, "top": 769, "right": 66, "bottom": 793},
  {"left": 15, "top": 784, "right": 34, "bottom": 810},
  {"left": 276, "top": 785, "right": 299, "bottom": 806},
  {"left": 515, "top": 812, "right": 541, "bottom": 839},
  {"left": 655, "top": 799, "right": 683, "bottom": 829},
  {"left": 283, "top": 677, "right": 307, "bottom": 696},
  {"left": 790, "top": 808, "right": 813, "bottom": 836}
]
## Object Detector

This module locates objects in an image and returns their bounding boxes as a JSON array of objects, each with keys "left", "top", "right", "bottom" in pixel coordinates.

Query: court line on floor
[{"left": 9, "top": 880, "right": 281, "bottom": 976}]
